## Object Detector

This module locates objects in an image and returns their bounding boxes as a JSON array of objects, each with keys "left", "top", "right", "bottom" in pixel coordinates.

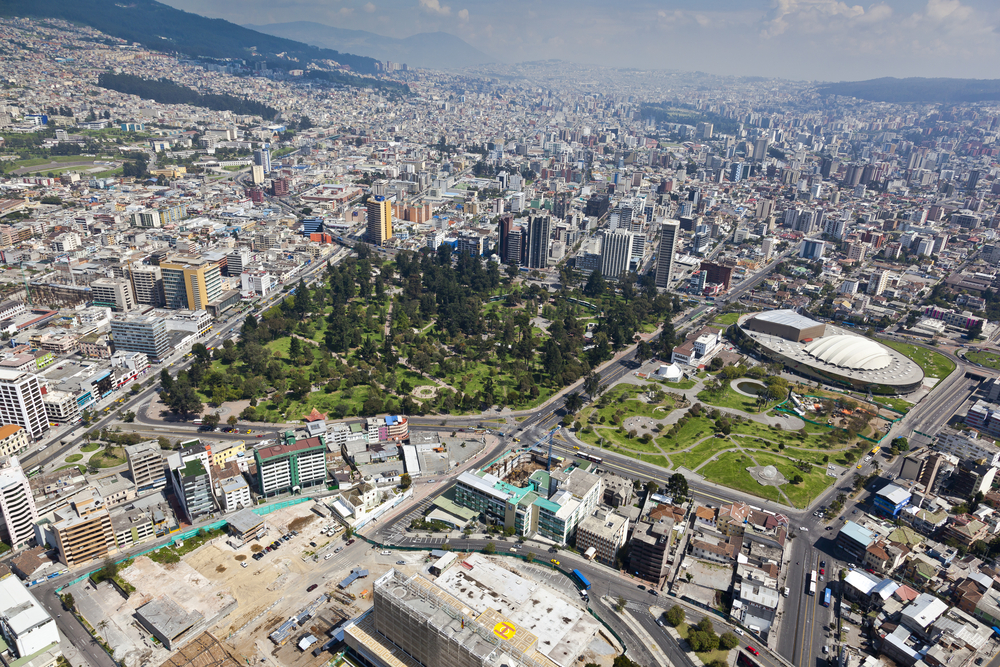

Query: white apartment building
[
  {"left": 934, "top": 428, "right": 1000, "bottom": 467},
  {"left": 0, "top": 370, "right": 48, "bottom": 441},
  {"left": 218, "top": 475, "right": 251, "bottom": 512},
  {"left": 575, "top": 509, "right": 629, "bottom": 566},
  {"left": 0, "top": 456, "right": 37, "bottom": 549},
  {"left": 241, "top": 271, "right": 273, "bottom": 297},
  {"left": 41, "top": 389, "right": 80, "bottom": 425},
  {"left": 0, "top": 572, "right": 60, "bottom": 659}
]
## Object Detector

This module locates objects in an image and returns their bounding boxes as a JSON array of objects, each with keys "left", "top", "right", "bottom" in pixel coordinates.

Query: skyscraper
[
  {"left": 753, "top": 137, "right": 769, "bottom": 162},
  {"left": 160, "top": 256, "right": 222, "bottom": 310},
  {"left": 599, "top": 229, "right": 633, "bottom": 281},
  {"left": 497, "top": 213, "right": 513, "bottom": 263},
  {"left": 253, "top": 145, "right": 271, "bottom": 174},
  {"left": 0, "top": 370, "right": 47, "bottom": 441},
  {"left": 527, "top": 214, "right": 551, "bottom": 269},
  {"left": 655, "top": 220, "right": 679, "bottom": 289},
  {"left": 0, "top": 456, "right": 38, "bottom": 549},
  {"left": 366, "top": 196, "right": 393, "bottom": 246}
]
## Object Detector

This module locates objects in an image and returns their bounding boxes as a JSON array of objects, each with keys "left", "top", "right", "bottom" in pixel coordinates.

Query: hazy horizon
[{"left": 160, "top": 0, "right": 1000, "bottom": 81}]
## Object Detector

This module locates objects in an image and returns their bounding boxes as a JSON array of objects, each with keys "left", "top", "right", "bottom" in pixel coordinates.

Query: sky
[{"left": 160, "top": 0, "right": 1000, "bottom": 81}]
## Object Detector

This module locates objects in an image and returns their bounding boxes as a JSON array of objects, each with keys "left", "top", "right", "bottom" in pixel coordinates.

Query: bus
[
  {"left": 571, "top": 569, "right": 592, "bottom": 591},
  {"left": 579, "top": 453, "right": 603, "bottom": 465},
  {"left": 809, "top": 581, "right": 817, "bottom": 596},
  {"left": 871, "top": 445, "right": 881, "bottom": 456},
  {"left": 822, "top": 588, "right": 832, "bottom": 607},
  {"left": 810, "top": 569, "right": 817, "bottom": 584}
]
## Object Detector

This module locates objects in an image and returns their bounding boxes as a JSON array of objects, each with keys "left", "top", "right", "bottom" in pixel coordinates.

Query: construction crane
[
  {"left": 528, "top": 425, "right": 561, "bottom": 472},
  {"left": 19, "top": 263, "right": 31, "bottom": 306}
]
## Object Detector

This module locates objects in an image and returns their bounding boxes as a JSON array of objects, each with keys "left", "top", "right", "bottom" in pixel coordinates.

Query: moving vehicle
[
  {"left": 822, "top": 588, "right": 832, "bottom": 607},
  {"left": 307, "top": 584, "right": 318, "bottom": 592},
  {"left": 745, "top": 647, "right": 759, "bottom": 656},
  {"left": 734, "top": 628, "right": 744, "bottom": 636},
  {"left": 550, "top": 559, "right": 560, "bottom": 566},
  {"left": 571, "top": 569, "right": 592, "bottom": 590}
]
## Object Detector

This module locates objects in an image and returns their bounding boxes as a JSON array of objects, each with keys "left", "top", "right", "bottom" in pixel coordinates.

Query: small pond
[{"left": 735, "top": 380, "right": 766, "bottom": 395}]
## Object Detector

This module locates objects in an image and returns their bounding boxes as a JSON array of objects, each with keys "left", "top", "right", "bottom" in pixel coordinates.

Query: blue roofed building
[
  {"left": 873, "top": 483, "right": 912, "bottom": 517},
  {"left": 838, "top": 521, "right": 876, "bottom": 559}
]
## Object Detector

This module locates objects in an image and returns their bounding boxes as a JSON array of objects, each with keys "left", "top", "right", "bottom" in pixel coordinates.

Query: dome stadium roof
[{"left": 803, "top": 335, "right": 893, "bottom": 371}]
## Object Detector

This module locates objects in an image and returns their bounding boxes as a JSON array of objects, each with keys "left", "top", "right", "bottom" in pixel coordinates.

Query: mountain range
[
  {"left": 244, "top": 21, "right": 496, "bottom": 70},
  {"left": 818, "top": 78, "right": 1000, "bottom": 103},
  {"left": 0, "top": 0, "right": 381, "bottom": 74}
]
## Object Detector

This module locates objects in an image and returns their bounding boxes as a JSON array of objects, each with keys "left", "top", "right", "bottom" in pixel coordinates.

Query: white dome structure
[{"left": 803, "top": 335, "right": 893, "bottom": 370}]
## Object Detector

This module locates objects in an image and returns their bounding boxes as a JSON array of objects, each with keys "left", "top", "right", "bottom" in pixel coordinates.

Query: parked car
[
  {"left": 241, "top": 562, "right": 248, "bottom": 568},
  {"left": 734, "top": 628, "right": 745, "bottom": 636},
  {"left": 307, "top": 584, "right": 318, "bottom": 592}
]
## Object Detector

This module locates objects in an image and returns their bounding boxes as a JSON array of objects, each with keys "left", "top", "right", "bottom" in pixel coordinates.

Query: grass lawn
[
  {"left": 582, "top": 426, "right": 664, "bottom": 453},
  {"left": 658, "top": 416, "right": 717, "bottom": 451},
  {"left": 55, "top": 464, "right": 87, "bottom": 475},
  {"left": 583, "top": 384, "right": 675, "bottom": 426},
  {"left": 670, "top": 438, "right": 735, "bottom": 471},
  {"left": 881, "top": 340, "right": 956, "bottom": 380},
  {"left": 80, "top": 443, "right": 100, "bottom": 453},
  {"left": 749, "top": 451, "right": 834, "bottom": 508},
  {"left": 874, "top": 396, "right": 912, "bottom": 413},
  {"left": 615, "top": 450, "right": 670, "bottom": 467},
  {"left": 698, "top": 453, "right": 783, "bottom": 503},
  {"left": 654, "top": 378, "right": 698, "bottom": 390},
  {"left": 65, "top": 454, "right": 83, "bottom": 463},
  {"left": 966, "top": 349, "right": 1000, "bottom": 370},
  {"left": 712, "top": 312, "right": 742, "bottom": 326},
  {"left": 674, "top": 624, "right": 733, "bottom": 665},
  {"left": 696, "top": 385, "right": 761, "bottom": 413},
  {"left": 10, "top": 155, "right": 115, "bottom": 169},
  {"left": 89, "top": 447, "right": 126, "bottom": 468}
]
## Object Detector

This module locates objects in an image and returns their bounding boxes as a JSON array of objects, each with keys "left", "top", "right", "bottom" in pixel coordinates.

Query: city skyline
[{"left": 163, "top": 0, "right": 1000, "bottom": 80}]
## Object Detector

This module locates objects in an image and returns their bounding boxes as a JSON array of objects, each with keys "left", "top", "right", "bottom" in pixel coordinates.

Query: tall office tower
[
  {"left": 90, "top": 277, "right": 137, "bottom": 312},
  {"left": 967, "top": 170, "right": 982, "bottom": 191},
  {"left": 654, "top": 220, "right": 680, "bottom": 289},
  {"left": 761, "top": 237, "right": 775, "bottom": 260},
  {"left": 795, "top": 210, "right": 815, "bottom": 234},
  {"left": 160, "top": 256, "right": 222, "bottom": 310},
  {"left": 824, "top": 216, "right": 847, "bottom": 240},
  {"left": 820, "top": 157, "right": 839, "bottom": 178},
  {"left": 799, "top": 239, "right": 826, "bottom": 259},
  {"left": 497, "top": 213, "right": 513, "bottom": 263},
  {"left": 253, "top": 145, "right": 271, "bottom": 174},
  {"left": 0, "top": 371, "right": 47, "bottom": 441},
  {"left": 933, "top": 234, "right": 949, "bottom": 253},
  {"left": 0, "top": 456, "right": 37, "bottom": 549},
  {"left": 783, "top": 208, "right": 800, "bottom": 229},
  {"left": 366, "top": 195, "right": 393, "bottom": 246},
  {"left": 125, "top": 440, "right": 166, "bottom": 492},
  {"left": 842, "top": 164, "right": 863, "bottom": 187},
  {"left": 729, "top": 162, "right": 744, "bottom": 182},
  {"left": 110, "top": 315, "right": 170, "bottom": 363},
  {"left": 868, "top": 270, "right": 890, "bottom": 296},
  {"left": 755, "top": 198, "right": 775, "bottom": 220},
  {"left": 505, "top": 227, "right": 525, "bottom": 267},
  {"left": 609, "top": 203, "right": 634, "bottom": 231},
  {"left": 753, "top": 137, "right": 769, "bottom": 161},
  {"left": 128, "top": 265, "right": 164, "bottom": 307},
  {"left": 527, "top": 215, "right": 552, "bottom": 269},
  {"left": 599, "top": 229, "right": 634, "bottom": 281},
  {"left": 226, "top": 249, "right": 250, "bottom": 277}
]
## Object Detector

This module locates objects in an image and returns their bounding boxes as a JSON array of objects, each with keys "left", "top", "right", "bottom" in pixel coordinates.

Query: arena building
[{"left": 734, "top": 310, "right": 924, "bottom": 394}]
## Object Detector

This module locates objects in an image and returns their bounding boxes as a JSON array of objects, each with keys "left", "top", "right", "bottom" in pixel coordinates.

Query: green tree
[
  {"left": 665, "top": 605, "right": 685, "bottom": 627},
  {"left": 61, "top": 593, "right": 75, "bottom": 611},
  {"left": 202, "top": 413, "right": 220, "bottom": 429},
  {"left": 483, "top": 541, "right": 496, "bottom": 554},
  {"left": 719, "top": 632, "right": 740, "bottom": 650},
  {"left": 227, "top": 415, "right": 238, "bottom": 429},
  {"left": 399, "top": 473, "right": 411, "bottom": 489},
  {"left": 564, "top": 392, "right": 584, "bottom": 414}
]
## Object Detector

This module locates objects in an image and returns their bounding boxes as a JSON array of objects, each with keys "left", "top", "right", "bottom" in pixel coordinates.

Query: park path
[{"left": 690, "top": 437, "right": 794, "bottom": 506}]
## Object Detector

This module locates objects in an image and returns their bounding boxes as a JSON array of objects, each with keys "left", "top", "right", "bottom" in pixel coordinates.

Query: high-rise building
[
  {"left": 109, "top": 315, "right": 170, "bottom": 363},
  {"left": 255, "top": 438, "right": 327, "bottom": 497},
  {"left": 506, "top": 226, "right": 525, "bottom": 267},
  {"left": 0, "top": 456, "right": 38, "bottom": 549},
  {"left": 51, "top": 488, "right": 116, "bottom": 568},
  {"left": 128, "top": 265, "right": 164, "bottom": 307},
  {"left": 761, "top": 237, "right": 775, "bottom": 260},
  {"left": 526, "top": 214, "right": 552, "bottom": 269},
  {"left": 168, "top": 447, "right": 215, "bottom": 524},
  {"left": 700, "top": 261, "right": 736, "bottom": 289},
  {"left": 366, "top": 196, "right": 393, "bottom": 246},
  {"left": 0, "top": 370, "right": 47, "bottom": 441},
  {"left": 655, "top": 220, "right": 679, "bottom": 288},
  {"left": 497, "top": 213, "right": 513, "bottom": 263},
  {"left": 90, "top": 277, "right": 137, "bottom": 312},
  {"left": 799, "top": 239, "right": 826, "bottom": 260},
  {"left": 226, "top": 249, "right": 250, "bottom": 277},
  {"left": 125, "top": 440, "right": 166, "bottom": 492},
  {"left": 868, "top": 270, "right": 890, "bottom": 296},
  {"left": 599, "top": 229, "right": 634, "bottom": 281},
  {"left": 253, "top": 146, "right": 271, "bottom": 174},
  {"left": 160, "top": 256, "right": 223, "bottom": 310},
  {"left": 753, "top": 137, "right": 769, "bottom": 162}
]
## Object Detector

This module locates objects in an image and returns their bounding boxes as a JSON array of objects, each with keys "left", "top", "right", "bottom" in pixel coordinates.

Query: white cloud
[
  {"left": 363, "top": 1, "right": 375, "bottom": 11},
  {"left": 760, "top": 0, "right": 890, "bottom": 37},
  {"left": 457, "top": 7, "right": 468, "bottom": 21},
  {"left": 418, "top": 0, "right": 450, "bottom": 15}
]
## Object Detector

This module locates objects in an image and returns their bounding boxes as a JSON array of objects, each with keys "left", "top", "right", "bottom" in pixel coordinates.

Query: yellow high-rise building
[
  {"left": 366, "top": 195, "right": 393, "bottom": 246},
  {"left": 160, "top": 256, "right": 222, "bottom": 310}
]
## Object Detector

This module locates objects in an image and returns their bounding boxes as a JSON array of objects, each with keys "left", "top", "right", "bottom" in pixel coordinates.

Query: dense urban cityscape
[{"left": 0, "top": 7, "right": 998, "bottom": 667}]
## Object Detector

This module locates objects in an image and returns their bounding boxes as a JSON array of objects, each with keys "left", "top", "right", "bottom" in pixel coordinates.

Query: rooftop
[{"left": 255, "top": 436, "right": 325, "bottom": 461}]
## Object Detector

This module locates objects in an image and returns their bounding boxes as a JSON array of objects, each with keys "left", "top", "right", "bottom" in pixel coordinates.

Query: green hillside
[{"left": 0, "top": 0, "right": 381, "bottom": 75}]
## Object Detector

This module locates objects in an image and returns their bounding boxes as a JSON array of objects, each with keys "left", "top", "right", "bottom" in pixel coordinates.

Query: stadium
[{"left": 732, "top": 310, "right": 925, "bottom": 394}]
